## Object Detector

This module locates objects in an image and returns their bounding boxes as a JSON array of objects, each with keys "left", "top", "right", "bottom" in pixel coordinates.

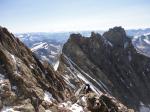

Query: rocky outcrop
[
  {"left": 63, "top": 26, "right": 150, "bottom": 111},
  {"left": 0, "top": 26, "right": 133, "bottom": 112},
  {"left": 103, "top": 27, "right": 128, "bottom": 48},
  {"left": 0, "top": 27, "right": 74, "bottom": 111}
]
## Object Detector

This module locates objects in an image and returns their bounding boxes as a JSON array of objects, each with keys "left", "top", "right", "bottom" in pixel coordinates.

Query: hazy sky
[{"left": 0, "top": 0, "right": 150, "bottom": 33}]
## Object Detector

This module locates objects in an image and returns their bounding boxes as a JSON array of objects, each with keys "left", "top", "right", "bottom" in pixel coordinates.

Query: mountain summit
[{"left": 63, "top": 27, "right": 150, "bottom": 111}]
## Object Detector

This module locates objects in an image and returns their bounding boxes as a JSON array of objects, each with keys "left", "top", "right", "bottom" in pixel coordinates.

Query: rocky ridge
[
  {"left": 63, "top": 27, "right": 150, "bottom": 111},
  {"left": 0, "top": 27, "right": 73, "bottom": 111},
  {"left": 0, "top": 26, "right": 133, "bottom": 112}
]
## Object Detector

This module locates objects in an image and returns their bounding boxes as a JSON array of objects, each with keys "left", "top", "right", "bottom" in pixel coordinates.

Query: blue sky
[{"left": 0, "top": 0, "right": 150, "bottom": 33}]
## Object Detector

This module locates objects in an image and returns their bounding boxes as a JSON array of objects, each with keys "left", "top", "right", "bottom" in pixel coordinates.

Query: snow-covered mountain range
[
  {"left": 16, "top": 28, "right": 150, "bottom": 64},
  {"left": 15, "top": 33, "right": 64, "bottom": 66},
  {"left": 132, "top": 33, "right": 150, "bottom": 57}
]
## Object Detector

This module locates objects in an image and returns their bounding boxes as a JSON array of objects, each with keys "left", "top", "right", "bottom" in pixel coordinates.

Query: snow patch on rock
[
  {"left": 44, "top": 91, "right": 54, "bottom": 103},
  {"left": 139, "top": 102, "right": 150, "bottom": 112},
  {"left": 53, "top": 61, "right": 59, "bottom": 71},
  {"left": 45, "top": 110, "right": 52, "bottom": 112},
  {"left": 139, "top": 105, "right": 150, "bottom": 112},
  {"left": 31, "top": 42, "right": 47, "bottom": 52},
  {"left": 0, "top": 73, "right": 5, "bottom": 83},
  {"left": 59, "top": 101, "right": 84, "bottom": 112},
  {"left": 143, "top": 38, "right": 150, "bottom": 45},
  {"left": 69, "top": 103, "right": 84, "bottom": 112},
  {"left": 1, "top": 106, "right": 20, "bottom": 112},
  {"left": 10, "top": 54, "right": 16, "bottom": 64}
]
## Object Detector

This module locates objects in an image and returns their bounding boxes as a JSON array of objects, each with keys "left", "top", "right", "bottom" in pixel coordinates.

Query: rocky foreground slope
[
  {"left": 63, "top": 27, "right": 150, "bottom": 111},
  {"left": 0, "top": 27, "right": 133, "bottom": 111},
  {"left": 0, "top": 26, "right": 76, "bottom": 111}
]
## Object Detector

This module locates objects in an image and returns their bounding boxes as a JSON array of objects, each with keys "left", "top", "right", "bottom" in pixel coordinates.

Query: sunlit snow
[
  {"left": 1, "top": 106, "right": 20, "bottom": 112},
  {"left": 31, "top": 42, "right": 47, "bottom": 52},
  {"left": 53, "top": 61, "right": 59, "bottom": 71},
  {"left": 69, "top": 103, "right": 84, "bottom": 112},
  {"left": 44, "top": 91, "right": 54, "bottom": 103},
  {"left": 59, "top": 102, "right": 84, "bottom": 112},
  {"left": 10, "top": 54, "right": 16, "bottom": 64},
  {"left": 0, "top": 73, "right": 5, "bottom": 83},
  {"left": 143, "top": 39, "right": 150, "bottom": 45},
  {"left": 45, "top": 110, "right": 52, "bottom": 112}
]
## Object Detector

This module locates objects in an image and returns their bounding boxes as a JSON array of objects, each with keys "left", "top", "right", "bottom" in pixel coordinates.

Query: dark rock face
[
  {"left": 63, "top": 26, "right": 150, "bottom": 111},
  {"left": 103, "top": 26, "right": 128, "bottom": 48}
]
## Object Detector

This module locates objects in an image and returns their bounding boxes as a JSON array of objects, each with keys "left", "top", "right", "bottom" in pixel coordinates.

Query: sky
[{"left": 0, "top": 0, "right": 150, "bottom": 33}]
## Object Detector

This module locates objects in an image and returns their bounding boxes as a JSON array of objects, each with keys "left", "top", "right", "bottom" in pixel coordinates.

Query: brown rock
[{"left": 14, "top": 103, "right": 35, "bottom": 112}]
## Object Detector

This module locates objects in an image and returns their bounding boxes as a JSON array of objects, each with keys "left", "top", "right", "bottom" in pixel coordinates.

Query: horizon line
[{"left": 1, "top": 25, "right": 150, "bottom": 34}]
